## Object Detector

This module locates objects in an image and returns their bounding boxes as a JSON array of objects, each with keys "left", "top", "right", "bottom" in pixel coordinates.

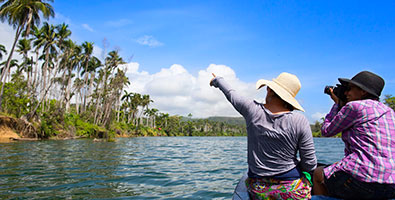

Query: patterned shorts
[{"left": 245, "top": 176, "right": 312, "bottom": 200}]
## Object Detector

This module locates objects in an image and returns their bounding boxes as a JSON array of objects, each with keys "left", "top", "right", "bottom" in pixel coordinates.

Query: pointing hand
[{"left": 209, "top": 73, "right": 216, "bottom": 86}]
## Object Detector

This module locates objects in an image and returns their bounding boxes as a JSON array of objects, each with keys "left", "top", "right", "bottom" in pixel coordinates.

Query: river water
[{"left": 0, "top": 137, "right": 343, "bottom": 199}]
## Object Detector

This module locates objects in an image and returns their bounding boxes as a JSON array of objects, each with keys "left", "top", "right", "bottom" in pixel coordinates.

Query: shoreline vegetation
[
  {"left": 0, "top": 113, "right": 249, "bottom": 142},
  {"left": 1, "top": 1, "right": 395, "bottom": 143}
]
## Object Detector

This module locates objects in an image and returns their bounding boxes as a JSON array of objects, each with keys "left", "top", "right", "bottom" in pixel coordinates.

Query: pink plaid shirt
[{"left": 321, "top": 100, "right": 395, "bottom": 184}]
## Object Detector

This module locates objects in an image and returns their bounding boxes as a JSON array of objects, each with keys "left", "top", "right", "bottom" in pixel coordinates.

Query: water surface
[{"left": 0, "top": 137, "right": 343, "bottom": 199}]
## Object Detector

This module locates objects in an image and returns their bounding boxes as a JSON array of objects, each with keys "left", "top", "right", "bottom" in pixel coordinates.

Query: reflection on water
[{"left": 0, "top": 137, "right": 343, "bottom": 199}]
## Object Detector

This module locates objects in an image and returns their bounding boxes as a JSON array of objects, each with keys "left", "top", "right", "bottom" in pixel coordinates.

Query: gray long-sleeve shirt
[{"left": 212, "top": 77, "right": 317, "bottom": 176}]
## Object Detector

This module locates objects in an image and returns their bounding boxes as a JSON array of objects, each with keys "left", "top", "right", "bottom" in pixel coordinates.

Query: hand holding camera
[{"left": 324, "top": 84, "right": 348, "bottom": 107}]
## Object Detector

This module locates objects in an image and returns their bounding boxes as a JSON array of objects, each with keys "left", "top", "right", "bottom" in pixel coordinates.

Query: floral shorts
[{"left": 245, "top": 176, "right": 312, "bottom": 200}]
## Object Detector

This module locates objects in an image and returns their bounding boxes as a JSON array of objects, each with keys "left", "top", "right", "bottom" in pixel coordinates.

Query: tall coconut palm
[
  {"left": 0, "top": 58, "right": 18, "bottom": 82},
  {"left": 52, "top": 23, "right": 71, "bottom": 108},
  {"left": 94, "top": 50, "right": 125, "bottom": 125},
  {"left": 16, "top": 38, "right": 32, "bottom": 86},
  {"left": 29, "top": 25, "right": 42, "bottom": 93},
  {"left": 111, "top": 68, "right": 130, "bottom": 122},
  {"left": 144, "top": 108, "right": 158, "bottom": 128},
  {"left": 80, "top": 41, "right": 94, "bottom": 112},
  {"left": 55, "top": 23, "right": 72, "bottom": 87},
  {"left": 131, "top": 93, "right": 142, "bottom": 125},
  {"left": 0, "top": 0, "right": 54, "bottom": 111},
  {"left": 121, "top": 90, "right": 133, "bottom": 122},
  {"left": 93, "top": 68, "right": 105, "bottom": 124},
  {"left": 59, "top": 39, "right": 81, "bottom": 112},
  {"left": 140, "top": 94, "right": 153, "bottom": 125},
  {"left": 86, "top": 56, "right": 101, "bottom": 108},
  {"left": 73, "top": 77, "right": 84, "bottom": 114},
  {"left": 33, "top": 22, "right": 57, "bottom": 111},
  {"left": 55, "top": 23, "right": 71, "bottom": 47}
]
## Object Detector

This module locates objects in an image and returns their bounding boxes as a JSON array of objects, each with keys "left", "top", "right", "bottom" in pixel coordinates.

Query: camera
[{"left": 324, "top": 84, "right": 348, "bottom": 102}]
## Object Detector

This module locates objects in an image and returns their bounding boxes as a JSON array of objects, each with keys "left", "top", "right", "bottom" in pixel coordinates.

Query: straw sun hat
[{"left": 256, "top": 72, "right": 304, "bottom": 112}]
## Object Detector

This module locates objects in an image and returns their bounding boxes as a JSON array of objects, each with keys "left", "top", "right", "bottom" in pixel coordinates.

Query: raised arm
[{"left": 210, "top": 74, "right": 257, "bottom": 120}]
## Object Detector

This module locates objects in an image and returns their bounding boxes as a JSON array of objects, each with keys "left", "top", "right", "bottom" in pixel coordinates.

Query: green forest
[
  {"left": 0, "top": 0, "right": 248, "bottom": 140},
  {"left": 1, "top": 0, "right": 395, "bottom": 140}
]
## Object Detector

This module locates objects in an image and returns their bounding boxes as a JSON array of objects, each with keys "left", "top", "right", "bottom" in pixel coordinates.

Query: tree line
[
  {"left": 0, "top": 0, "right": 246, "bottom": 139},
  {"left": 1, "top": 1, "right": 394, "bottom": 140}
]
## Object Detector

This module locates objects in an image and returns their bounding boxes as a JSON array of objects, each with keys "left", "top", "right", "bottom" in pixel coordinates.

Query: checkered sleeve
[{"left": 321, "top": 103, "right": 359, "bottom": 137}]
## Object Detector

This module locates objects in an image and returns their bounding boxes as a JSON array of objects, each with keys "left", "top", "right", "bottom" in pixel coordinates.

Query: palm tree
[
  {"left": 16, "top": 38, "right": 32, "bottom": 86},
  {"left": 33, "top": 22, "right": 57, "bottom": 111},
  {"left": 0, "top": 58, "right": 18, "bottom": 83},
  {"left": 55, "top": 23, "right": 71, "bottom": 47},
  {"left": 86, "top": 56, "right": 101, "bottom": 108},
  {"left": 111, "top": 69, "right": 130, "bottom": 122},
  {"left": 130, "top": 93, "right": 141, "bottom": 125},
  {"left": 93, "top": 68, "right": 105, "bottom": 124},
  {"left": 73, "top": 77, "right": 84, "bottom": 114},
  {"left": 121, "top": 90, "right": 133, "bottom": 122},
  {"left": 94, "top": 50, "right": 125, "bottom": 125},
  {"left": 81, "top": 41, "right": 94, "bottom": 112},
  {"left": 144, "top": 108, "right": 158, "bottom": 127},
  {"left": 29, "top": 25, "right": 42, "bottom": 93},
  {"left": 54, "top": 24, "right": 72, "bottom": 108},
  {"left": 0, "top": 0, "right": 54, "bottom": 111},
  {"left": 140, "top": 94, "right": 153, "bottom": 125},
  {"left": 159, "top": 113, "right": 169, "bottom": 128},
  {"left": 59, "top": 39, "right": 81, "bottom": 112}
]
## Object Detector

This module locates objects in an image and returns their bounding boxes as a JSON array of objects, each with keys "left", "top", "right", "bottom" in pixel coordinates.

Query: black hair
[
  {"left": 353, "top": 84, "right": 380, "bottom": 101},
  {"left": 363, "top": 93, "right": 379, "bottom": 101},
  {"left": 348, "top": 83, "right": 380, "bottom": 101},
  {"left": 272, "top": 90, "right": 294, "bottom": 111}
]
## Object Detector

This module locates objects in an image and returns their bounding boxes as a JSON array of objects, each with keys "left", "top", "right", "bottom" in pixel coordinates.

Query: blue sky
[{"left": 1, "top": 0, "right": 395, "bottom": 122}]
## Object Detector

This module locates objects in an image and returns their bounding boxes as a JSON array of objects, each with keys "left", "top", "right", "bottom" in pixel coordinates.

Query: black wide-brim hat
[{"left": 338, "top": 71, "right": 385, "bottom": 98}]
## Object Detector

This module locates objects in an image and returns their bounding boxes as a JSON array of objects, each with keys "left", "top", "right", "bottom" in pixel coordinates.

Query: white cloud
[
  {"left": 0, "top": 22, "right": 16, "bottom": 52},
  {"left": 125, "top": 63, "right": 264, "bottom": 118},
  {"left": 136, "top": 35, "right": 163, "bottom": 47},
  {"left": 311, "top": 112, "right": 326, "bottom": 122},
  {"left": 92, "top": 45, "right": 104, "bottom": 60},
  {"left": 0, "top": 22, "right": 23, "bottom": 61},
  {"left": 82, "top": 24, "right": 94, "bottom": 32}
]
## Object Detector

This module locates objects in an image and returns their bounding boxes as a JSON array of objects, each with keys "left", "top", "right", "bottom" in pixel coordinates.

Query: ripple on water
[{"left": 0, "top": 137, "right": 343, "bottom": 199}]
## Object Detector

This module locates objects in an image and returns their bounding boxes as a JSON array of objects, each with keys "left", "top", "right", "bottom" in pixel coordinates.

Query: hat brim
[
  {"left": 256, "top": 79, "right": 305, "bottom": 112},
  {"left": 338, "top": 78, "right": 379, "bottom": 97}
]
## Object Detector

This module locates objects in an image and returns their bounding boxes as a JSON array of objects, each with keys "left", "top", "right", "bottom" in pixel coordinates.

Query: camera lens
[{"left": 324, "top": 86, "right": 333, "bottom": 95}]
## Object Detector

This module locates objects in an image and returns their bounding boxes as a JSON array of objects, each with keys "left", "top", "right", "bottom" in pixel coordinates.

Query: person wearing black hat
[{"left": 313, "top": 71, "right": 395, "bottom": 199}]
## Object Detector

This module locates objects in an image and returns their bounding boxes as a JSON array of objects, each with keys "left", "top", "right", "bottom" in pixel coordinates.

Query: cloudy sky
[{"left": 1, "top": 0, "right": 395, "bottom": 123}]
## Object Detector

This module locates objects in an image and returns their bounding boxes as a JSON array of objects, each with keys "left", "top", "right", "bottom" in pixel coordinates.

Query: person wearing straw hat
[
  {"left": 210, "top": 72, "right": 317, "bottom": 199},
  {"left": 313, "top": 71, "right": 395, "bottom": 199}
]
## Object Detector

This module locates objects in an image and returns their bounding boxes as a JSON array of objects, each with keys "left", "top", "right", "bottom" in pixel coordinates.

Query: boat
[{"left": 232, "top": 171, "right": 250, "bottom": 200}]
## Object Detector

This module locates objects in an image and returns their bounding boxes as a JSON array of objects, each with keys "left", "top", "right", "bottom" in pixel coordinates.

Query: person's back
[
  {"left": 210, "top": 72, "right": 317, "bottom": 199},
  {"left": 244, "top": 102, "right": 316, "bottom": 176}
]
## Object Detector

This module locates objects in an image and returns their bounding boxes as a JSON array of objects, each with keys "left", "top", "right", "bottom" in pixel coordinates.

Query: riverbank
[
  {"left": 0, "top": 126, "right": 19, "bottom": 142},
  {"left": 0, "top": 114, "right": 333, "bottom": 143},
  {"left": 0, "top": 115, "right": 28, "bottom": 142}
]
